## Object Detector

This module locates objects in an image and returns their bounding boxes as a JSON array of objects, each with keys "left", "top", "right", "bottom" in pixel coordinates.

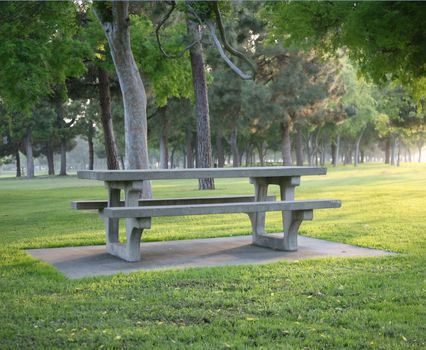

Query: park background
[{"left": 0, "top": 1, "right": 425, "bottom": 349}]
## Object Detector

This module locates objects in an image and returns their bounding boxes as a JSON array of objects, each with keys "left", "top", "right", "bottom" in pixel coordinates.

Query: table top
[{"left": 77, "top": 166, "right": 327, "bottom": 181}]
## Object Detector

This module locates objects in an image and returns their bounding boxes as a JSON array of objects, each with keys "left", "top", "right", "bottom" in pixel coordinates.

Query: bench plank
[
  {"left": 102, "top": 200, "right": 341, "bottom": 218},
  {"left": 78, "top": 166, "right": 326, "bottom": 181},
  {"left": 71, "top": 195, "right": 276, "bottom": 210}
]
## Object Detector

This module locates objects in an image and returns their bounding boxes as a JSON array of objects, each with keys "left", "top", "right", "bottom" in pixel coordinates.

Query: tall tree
[{"left": 94, "top": 1, "right": 151, "bottom": 197}]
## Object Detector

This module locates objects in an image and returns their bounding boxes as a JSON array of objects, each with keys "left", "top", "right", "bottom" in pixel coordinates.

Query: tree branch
[
  {"left": 206, "top": 21, "right": 253, "bottom": 80},
  {"left": 155, "top": 1, "right": 198, "bottom": 59},
  {"left": 211, "top": 1, "right": 256, "bottom": 77}
]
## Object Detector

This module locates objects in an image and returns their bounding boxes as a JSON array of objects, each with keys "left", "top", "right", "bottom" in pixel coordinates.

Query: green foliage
[
  {"left": 130, "top": 14, "right": 193, "bottom": 107},
  {"left": 0, "top": 2, "right": 88, "bottom": 112},
  {"left": 267, "top": 1, "right": 426, "bottom": 99}
]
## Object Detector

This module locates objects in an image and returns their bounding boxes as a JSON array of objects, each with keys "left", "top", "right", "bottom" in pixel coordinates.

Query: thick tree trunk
[
  {"left": 188, "top": 19, "right": 214, "bottom": 189},
  {"left": 185, "top": 128, "right": 194, "bottom": 168},
  {"left": 98, "top": 66, "right": 120, "bottom": 170},
  {"left": 295, "top": 124, "right": 304, "bottom": 166},
  {"left": 215, "top": 131, "right": 225, "bottom": 168},
  {"left": 15, "top": 148, "right": 21, "bottom": 177},
  {"left": 281, "top": 122, "right": 292, "bottom": 166},
  {"left": 23, "top": 128, "right": 34, "bottom": 178},
  {"left": 46, "top": 141, "right": 55, "bottom": 175},
  {"left": 360, "top": 150, "right": 365, "bottom": 163},
  {"left": 385, "top": 135, "right": 391, "bottom": 164},
  {"left": 59, "top": 136, "right": 67, "bottom": 176},
  {"left": 88, "top": 133, "right": 94, "bottom": 170},
  {"left": 95, "top": 1, "right": 151, "bottom": 198}
]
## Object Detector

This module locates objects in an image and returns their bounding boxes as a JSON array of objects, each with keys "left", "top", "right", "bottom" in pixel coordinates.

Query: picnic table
[{"left": 73, "top": 167, "right": 341, "bottom": 262}]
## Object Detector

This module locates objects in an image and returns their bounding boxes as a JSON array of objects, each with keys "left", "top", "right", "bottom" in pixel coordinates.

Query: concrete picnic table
[{"left": 75, "top": 167, "right": 340, "bottom": 261}]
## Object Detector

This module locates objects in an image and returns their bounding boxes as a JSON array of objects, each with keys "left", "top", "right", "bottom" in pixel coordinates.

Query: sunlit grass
[{"left": 0, "top": 163, "right": 425, "bottom": 349}]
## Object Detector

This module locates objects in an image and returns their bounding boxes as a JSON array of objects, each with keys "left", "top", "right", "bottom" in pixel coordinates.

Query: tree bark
[
  {"left": 229, "top": 125, "right": 240, "bottom": 167},
  {"left": 185, "top": 127, "right": 194, "bottom": 168},
  {"left": 98, "top": 66, "right": 120, "bottom": 170},
  {"left": 390, "top": 135, "right": 396, "bottom": 165},
  {"left": 215, "top": 131, "right": 225, "bottom": 168},
  {"left": 88, "top": 133, "right": 94, "bottom": 170},
  {"left": 354, "top": 128, "right": 365, "bottom": 167},
  {"left": 385, "top": 135, "right": 391, "bottom": 164},
  {"left": 95, "top": 1, "right": 151, "bottom": 198},
  {"left": 257, "top": 143, "right": 265, "bottom": 166},
  {"left": 46, "top": 140, "right": 55, "bottom": 175},
  {"left": 187, "top": 19, "right": 214, "bottom": 189},
  {"left": 15, "top": 147, "right": 21, "bottom": 177},
  {"left": 334, "top": 134, "right": 340, "bottom": 167},
  {"left": 159, "top": 106, "right": 169, "bottom": 169},
  {"left": 281, "top": 121, "right": 292, "bottom": 166},
  {"left": 59, "top": 136, "right": 67, "bottom": 176},
  {"left": 397, "top": 138, "right": 401, "bottom": 167},
  {"left": 24, "top": 128, "right": 34, "bottom": 178},
  {"left": 295, "top": 124, "right": 304, "bottom": 166}
]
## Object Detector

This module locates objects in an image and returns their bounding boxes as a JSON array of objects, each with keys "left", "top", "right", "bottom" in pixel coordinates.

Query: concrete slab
[{"left": 26, "top": 235, "right": 394, "bottom": 279}]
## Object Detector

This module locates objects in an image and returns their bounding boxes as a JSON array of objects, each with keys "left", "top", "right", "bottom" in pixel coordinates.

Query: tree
[
  {"left": 266, "top": 1, "right": 426, "bottom": 100},
  {"left": 94, "top": 1, "right": 152, "bottom": 197},
  {"left": 155, "top": 1, "right": 256, "bottom": 189}
]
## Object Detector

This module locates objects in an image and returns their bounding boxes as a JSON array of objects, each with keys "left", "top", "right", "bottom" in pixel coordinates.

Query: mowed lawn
[{"left": 0, "top": 164, "right": 425, "bottom": 349}]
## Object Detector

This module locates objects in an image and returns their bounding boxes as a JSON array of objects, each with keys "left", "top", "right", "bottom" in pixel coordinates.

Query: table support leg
[
  {"left": 104, "top": 181, "right": 149, "bottom": 262},
  {"left": 250, "top": 178, "right": 269, "bottom": 236},
  {"left": 280, "top": 179, "right": 297, "bottom": 251},
  {"left": 105, "top": 188, "right": 120, "bottom": 250}
]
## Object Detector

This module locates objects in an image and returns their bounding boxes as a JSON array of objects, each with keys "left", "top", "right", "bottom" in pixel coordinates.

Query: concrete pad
[{"left": 27, "top": 235, "right": 394, "bottom": 279}]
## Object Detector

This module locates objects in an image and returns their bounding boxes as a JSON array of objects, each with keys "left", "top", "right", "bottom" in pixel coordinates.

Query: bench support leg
[{"left": 252, "top": 210, "right": 313, "bottom": 251}]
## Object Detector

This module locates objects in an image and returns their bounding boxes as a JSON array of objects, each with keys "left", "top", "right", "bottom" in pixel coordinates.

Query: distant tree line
[{"left": 0, "top": 1, "right": 424, "bottom": 186}]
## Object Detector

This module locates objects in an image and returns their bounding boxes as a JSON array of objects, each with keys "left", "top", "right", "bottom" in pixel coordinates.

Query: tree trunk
[
  {"left": 215, "top": 131, "right": 225, "bottom": 168},
  {"left": 95, "top": 1, "right": 151, "bottom": 198},
  {"left": 98, "top": 66, "right": 120, "bottom": 170},
  {"left": 187, "top": 19, "right": 214, "bottom": 189},
  {"left": 257, "top": 144, "right": 265, "bottom": 166},
  {"left": 88, "top": 133, "right": 94, "bottom": 170},
  {"left": 185, "top": 127, "right": 194, "bottom": 168},
  {"left": 385, "top": 135, "right": 391, "bottom": 164},
  {"left": 159, "top": 107, "right": 169, "bottom": 169},
  {"left": 360, "top": 150, "right": 365, "bottom": 163},
  {"left": 170, "top": 146, "right": 176, "bottom": 169},
  {"left": 24, "top": 128, "right": 35, "bottom": 178},
  {"left": 397, "top": 139, "right": 401, "bottom": 167},
  {"left": 229, "top": 126, "right": 240, "bottom": 167},
  {"left": 281, "top": 122, "right": 292, "bottom": 166},
  {"left": 390, "top": 135, "right": 396, "bottom": 165},
  {"left": 46, "top": 141, "right": 55, "bottom": 175},
  {"left": 60, "top": 136, "right": 67, "bottom": 176},
  {"left": 418, "top": 143, "right": 423, "bottom": 162},
  {"left": 15, "top": 148, "right": 21, "bottom": 177},
  {"left": 295, "top": 124, "right": 304, "bottom": 166},
  {"left": 331, "top": 141, "right": 336, "bottom": 167},
  {"left": 335, "top": 134, "right": 340, "bottom": 167},
  {"left": 354, "top": 128, "right": 365, "bottom": 167}
]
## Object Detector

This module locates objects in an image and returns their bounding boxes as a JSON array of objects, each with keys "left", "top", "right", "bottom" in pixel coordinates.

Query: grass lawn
[{"left": 0, "top": 163, "right": 425, "bottom": 349}]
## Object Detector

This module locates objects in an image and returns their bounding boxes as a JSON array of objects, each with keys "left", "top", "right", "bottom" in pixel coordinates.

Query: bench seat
[
  {"left": 102, "top": 199, "right": 341, "bottom": 218},
  {"left": 71, "top": 195, "right": 274, "bottom": 211},
  {"left": 99, "top": 199, "right": 341, "bottom": 262}
]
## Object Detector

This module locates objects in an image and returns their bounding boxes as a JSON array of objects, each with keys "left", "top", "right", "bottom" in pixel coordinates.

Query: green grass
[{"left": 0, "top": 163, "right": 425, "bottom": 349}]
